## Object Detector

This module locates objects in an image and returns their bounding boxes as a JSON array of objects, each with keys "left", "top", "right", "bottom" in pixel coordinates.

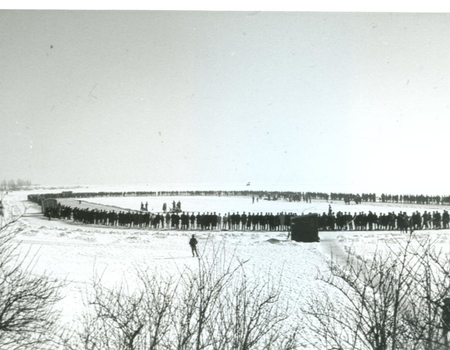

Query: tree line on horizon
[{"left": 0, "top": 178, "right": 32, "bottom": 191}]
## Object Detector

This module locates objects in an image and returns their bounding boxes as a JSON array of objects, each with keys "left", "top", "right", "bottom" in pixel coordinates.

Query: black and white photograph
[{"left": 2, "top": 2, "right": 450, "bottom": 349}]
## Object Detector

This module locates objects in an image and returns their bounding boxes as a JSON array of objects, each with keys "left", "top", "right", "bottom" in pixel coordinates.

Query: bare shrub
[
  {"left": 0, "top": 217, "right": 65, "bottom": 350},
  {"left": 301, "top": 234, "right": 450, "bottom": 350},
  {"left": 68, "top": 246, "right": 299, "bottom": 350}
]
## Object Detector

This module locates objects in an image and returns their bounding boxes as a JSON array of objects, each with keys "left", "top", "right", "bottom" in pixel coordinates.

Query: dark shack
[
  {"left": 290, "top": 213, "right": 320, "bottom": 242},
  {"left": 41, "top": 198, "right": 58, "bottom": 214}
]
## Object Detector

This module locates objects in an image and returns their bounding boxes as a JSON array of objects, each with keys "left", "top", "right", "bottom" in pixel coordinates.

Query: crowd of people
[
  {"left": 46, "top": 203, "right": 296, "bottom": 231},
  {"left": 322, "top": 207, "right": 450, "bottom": 232},
  {"left": 27, "top": 190, "right": 325, "bottom": 204},
  {"left": 28, "top": 189, "right": 450, "bottom": 206},
  {"left": 27, "top": 190, "right": 450, "bottom": 232},
  {"left": 40, "top": 201, "right": 450, "bottom": 233}
]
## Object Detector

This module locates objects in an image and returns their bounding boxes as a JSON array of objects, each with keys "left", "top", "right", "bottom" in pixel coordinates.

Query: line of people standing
[
  {"left": 54, "top": 205, "right": 294, "bottom": 231},
  {"left": 49, "top": 203, "right": 450, "bottom": 233},
  {"left": 321, "top": 210, "right": 450, "bottom": 232}
]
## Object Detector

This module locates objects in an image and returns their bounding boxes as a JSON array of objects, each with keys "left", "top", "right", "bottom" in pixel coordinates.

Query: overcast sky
[{"left": 1, "top": 10, "right": 450, "bottom": 194}]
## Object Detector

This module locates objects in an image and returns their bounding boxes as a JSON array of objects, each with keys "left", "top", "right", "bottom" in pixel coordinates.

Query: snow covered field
[{"left": 3, "top": 187, "right": 450, "bottom": 349}]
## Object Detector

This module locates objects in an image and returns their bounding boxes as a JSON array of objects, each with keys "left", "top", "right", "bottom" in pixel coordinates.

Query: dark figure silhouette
[{"left": 189, "top": 234, "right": 199, "bottom": 257}]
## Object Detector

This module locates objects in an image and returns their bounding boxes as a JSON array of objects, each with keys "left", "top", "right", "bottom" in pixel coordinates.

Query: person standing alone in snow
[{"left": 189, "top": 234, "right": 199, "bottom": 257}]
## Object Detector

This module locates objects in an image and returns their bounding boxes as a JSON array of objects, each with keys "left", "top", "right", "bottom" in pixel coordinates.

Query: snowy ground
[{"left": 3, "top": 187, "right": 450, "bottom": 349}]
